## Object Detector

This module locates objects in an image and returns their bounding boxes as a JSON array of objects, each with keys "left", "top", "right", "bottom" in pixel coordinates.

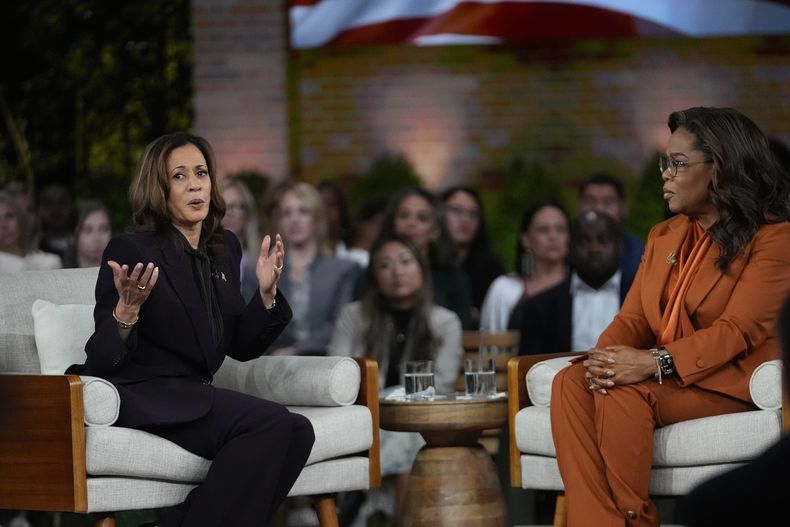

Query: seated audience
[
  {"left": 220, "top": 176, "right": 259, "bottom": 301},
  {"left": 511, "top": 211, "right": 631, "bottom": 355},
  {"left": 0, "top": 191, "right": 62, "bottom": 272},
  {"left": 329, "top": 233, "right": 462, "bottom": 524},
  {"left": 441, "top": 186, "right": 507, "bottom": 329},
  {"left": 577, "top": 172, "right": 645, "bottom": 287},
  {"left": 317, "top": 180, "right": 369, "bottom": 267},
  {"left": 551, "top": 107, "right": 790, "bottom": 526},
  {"left": 63, "top": 199, "right": 112, "bottom": 268},
  {"left": 675, "top": 293, "right": 790, "bottom": 526},
  {"left": 263, "top": 181, "right": 360, "bottom": 356},
  {"left": 381, "top": 186, "right": 473, "bottom": 328},
  {"left": 36, "top": 181, "right": 76, "bottom": 260},
  {"left": 346, "top": 196, "right": 387, "bottom": 269},
  {"left": 480, "top": 199, "right": 569, "bottom": 331}
]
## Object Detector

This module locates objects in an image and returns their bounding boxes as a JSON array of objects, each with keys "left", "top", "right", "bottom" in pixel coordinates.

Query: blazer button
[
  {"left": 696, "top": 358, "right": 706, "bottom": 368},
  {"left": 626, "top": 510, "right": 637, "bottom": 519}
]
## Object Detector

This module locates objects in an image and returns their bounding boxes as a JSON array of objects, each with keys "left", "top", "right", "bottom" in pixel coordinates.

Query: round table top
[{"left": 380, "top": 393, "right": 508, "bottom": 434}]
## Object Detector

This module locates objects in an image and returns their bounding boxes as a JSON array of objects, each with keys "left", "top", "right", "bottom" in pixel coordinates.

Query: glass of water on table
[
  {"left": 465, "top": 356, "right": 496, "bottom": 398},
  {"left": 404, "top": 360, "right": 435, "bottom": 400}
]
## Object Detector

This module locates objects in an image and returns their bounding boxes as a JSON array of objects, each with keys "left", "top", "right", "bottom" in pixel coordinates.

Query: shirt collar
[{"left": 570, "top": 269, "right": 621, "bottom": 294}]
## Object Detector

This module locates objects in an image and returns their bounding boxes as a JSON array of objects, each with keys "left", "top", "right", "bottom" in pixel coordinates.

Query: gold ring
[{"left": 136, "top": 283, "right": 146, "bottom": 291}]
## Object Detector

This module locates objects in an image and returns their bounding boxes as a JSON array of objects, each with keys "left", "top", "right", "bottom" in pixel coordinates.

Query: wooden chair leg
[
  {"left": 93, "top": 514, "right": 116, "bottom": 527},
  {"left": 313, "top": 495, "right": 340, "bottom": 527},
  {"left": 553, "top": 493, "right": 567, "bottom": 527}
]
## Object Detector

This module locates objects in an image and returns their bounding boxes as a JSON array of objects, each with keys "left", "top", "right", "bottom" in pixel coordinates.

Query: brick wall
[
  {"left": 191, "top": 1, "right": 790, "bottom": 194},
  {"left": 192, "top": 0, "right": 289, "bottom": 181},
  {"left": 295, "top": 37, "right": 790, "bottom": 191}
]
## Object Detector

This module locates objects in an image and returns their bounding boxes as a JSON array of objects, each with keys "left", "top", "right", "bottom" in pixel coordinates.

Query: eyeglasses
[{"left": 658, "top": 156, "right": 713, "bottom": 178}]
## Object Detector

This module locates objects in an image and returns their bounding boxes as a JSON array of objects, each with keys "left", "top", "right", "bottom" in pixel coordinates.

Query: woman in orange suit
[{"left": 550, "top": 107, "right": 790, "bottom": 527}]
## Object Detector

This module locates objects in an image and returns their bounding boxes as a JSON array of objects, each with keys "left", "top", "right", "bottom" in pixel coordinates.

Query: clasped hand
[{"left": 583, "top": 345, "right": 656, "bottom": 394}]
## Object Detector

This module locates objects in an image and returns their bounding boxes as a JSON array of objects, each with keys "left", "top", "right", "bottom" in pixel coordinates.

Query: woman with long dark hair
[
  {"left": 68, "top": 132, "right": 314, "bottom": 526},
  {"left": 441, "top": 186, "right": 506, "bottom": 328},
  {"left": 551, "top": 107, "right": 790, "bottom": 526}
]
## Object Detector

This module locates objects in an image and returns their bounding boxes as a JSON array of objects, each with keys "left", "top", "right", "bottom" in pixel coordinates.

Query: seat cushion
[
  {"left": 515, "top": 405, "right": 781, "bottom": 466},
  {"left": 86, "top": 405, "right": 372, "bottom": 480}
]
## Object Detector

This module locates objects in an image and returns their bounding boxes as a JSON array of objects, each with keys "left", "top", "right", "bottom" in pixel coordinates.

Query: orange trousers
[{"left": 550, "top": 361, "right": 753, "bottom": 527}]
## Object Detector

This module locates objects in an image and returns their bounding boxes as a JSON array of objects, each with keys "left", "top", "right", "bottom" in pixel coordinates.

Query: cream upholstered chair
[
  {"left": 507, "top": 353, "right": 787, "bottom": 527},
  {"left": 0, "top": 268, "right": 380, "bottom": 527}
]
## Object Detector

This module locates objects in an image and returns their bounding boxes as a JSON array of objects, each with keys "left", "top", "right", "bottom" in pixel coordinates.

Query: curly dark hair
[
  {"left": 129, "top": 132, "right": 226, "bottom": 260},
  {"left": 668, "top": 107, "right": 790, "bottom": 271}
]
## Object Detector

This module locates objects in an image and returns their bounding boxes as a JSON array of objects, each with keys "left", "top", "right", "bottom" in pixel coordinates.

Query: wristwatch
[{"left": 654, "top": 347, "right": 675, "bottom": 376}]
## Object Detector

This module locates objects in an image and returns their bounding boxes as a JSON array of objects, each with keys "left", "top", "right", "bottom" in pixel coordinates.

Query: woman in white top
[
  {"left": 480, "top": 199, "right": 569, "bottom": 330},
  {"left": 0, "top": 191, "right": 61, "bottom": 272},
  {"left": 329, "top": 233, "right": 462, "bottom": 523}
]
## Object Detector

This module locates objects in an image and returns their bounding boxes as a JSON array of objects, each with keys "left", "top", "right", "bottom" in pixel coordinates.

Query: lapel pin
[
  {"left": 666, "top": 251, "right": 677, "bottom": 266},
  {"left": 220, "top": 271, "right": 227, "bottom": 282}
]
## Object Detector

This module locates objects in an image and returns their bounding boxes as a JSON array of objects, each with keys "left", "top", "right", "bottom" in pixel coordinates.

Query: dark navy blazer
[
  {"left": 69, "top": 229, "right": 292, "bottom": 428},
  {"left": 511, "top": 273, "right": 633, "bottom": 356}
]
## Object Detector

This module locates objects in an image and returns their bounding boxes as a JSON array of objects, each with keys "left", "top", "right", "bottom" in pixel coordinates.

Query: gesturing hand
[
  {"left": 257, "top": 234, "right": 284, "bottom": 309},
  {"left": 108, "top": 261, "right": 159, "bottom": 323}
]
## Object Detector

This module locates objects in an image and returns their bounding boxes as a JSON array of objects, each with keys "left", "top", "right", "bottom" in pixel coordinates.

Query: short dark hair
[{"left": 579, "top": 172, "right": 625, "bottom": 201}]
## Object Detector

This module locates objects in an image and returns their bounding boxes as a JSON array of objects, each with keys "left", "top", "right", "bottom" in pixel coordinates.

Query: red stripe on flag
[{"left": 327, "top": 2, "right": 679, "bottom": 45}]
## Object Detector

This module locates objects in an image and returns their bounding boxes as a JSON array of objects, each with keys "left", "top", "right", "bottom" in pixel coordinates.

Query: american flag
[{"left": 290, "top": 0, "right": 790, "bottom": 48}]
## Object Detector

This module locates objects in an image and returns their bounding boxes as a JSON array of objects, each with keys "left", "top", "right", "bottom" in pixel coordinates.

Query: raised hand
[
  {"left": 108, "top": 261, "right": 159, "bottom": 324},
  {"left": 256, "top": 234, "right": 284, "bottom": 309}
]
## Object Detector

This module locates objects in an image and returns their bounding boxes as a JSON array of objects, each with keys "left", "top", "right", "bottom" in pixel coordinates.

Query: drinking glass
[
  {"left": 465, "top": 356, "right": 496, "bottom": 398},
  {"left": 404, "top": 360, "right": 435, "bottom": 400}
]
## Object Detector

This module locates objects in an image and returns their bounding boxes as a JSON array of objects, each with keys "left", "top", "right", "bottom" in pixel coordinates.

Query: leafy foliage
[{"left": 0, "top": 0, "right": 192, "bottom": 232}]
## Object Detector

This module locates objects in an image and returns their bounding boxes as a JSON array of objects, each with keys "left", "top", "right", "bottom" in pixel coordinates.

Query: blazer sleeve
[
  {"left": 82, "top": 236, "right": 143, "bottom": 377},
  {"left": 293, "top": 261, "right": 359, "bottom": 355},
  {"left": 597, "top": 226, "right": 659, "bottom": 350}
]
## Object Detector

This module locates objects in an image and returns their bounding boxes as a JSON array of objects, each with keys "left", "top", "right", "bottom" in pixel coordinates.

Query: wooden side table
[{"left": 380, "top": 394, "right": 509, "bottom": 526}]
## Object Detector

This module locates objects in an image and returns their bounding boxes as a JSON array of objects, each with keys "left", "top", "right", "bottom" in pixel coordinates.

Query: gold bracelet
[
  {"left": 113, "top": 308, "right": 138, "bottom": 329},
  {"left": 650, "top": 348, "right": 663, "bottom": 384}
]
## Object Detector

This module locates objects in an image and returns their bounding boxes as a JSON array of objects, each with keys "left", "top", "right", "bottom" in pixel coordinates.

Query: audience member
[
  {"left": 63, "top": 199, "right": 112, "bottom": 268},
  {"left": 317, "top": 180, "right": 369, "bottom": 268},
  {"left": 441, "top": 186, "right": 507, "bottom": 329},
  {"left": 577, "top": 172, "right": 645, "bottom": 287},
  {"left": 551, "top": 107, "right": 790, "bottom": 527},
  {"left": 346, "top": 197, "right": 387, "bottom": 269},
  {"left": 36, "top": 181, "right": 76, "bottom": 260},
  {"left": 0, "top": 191, "right": 62, "bottom": 272},
  {"left": 381, "top": 186, "right": 473, "bottom": 329},
  {"left": 675, "top": 293, "right": 790, "bottom": 526},
  {"left": 328, "top": 233, "right": 463, "bottom": 524},
  {"left": 220, "top": 176, "right": 259, "bottom": 302},
  {"left": 480, "top": 199, "right": 569, "bottom": 331},
  {"left": 511, "top": 211, "right": 631, "bottom": 355},
  {"left": 263, "top": 181, "right": 360, "bottom": 356}
]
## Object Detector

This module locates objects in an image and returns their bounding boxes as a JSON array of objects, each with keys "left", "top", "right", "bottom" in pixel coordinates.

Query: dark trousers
[{"left": 141, "top": 387, "right": 315, "bottom": 527}]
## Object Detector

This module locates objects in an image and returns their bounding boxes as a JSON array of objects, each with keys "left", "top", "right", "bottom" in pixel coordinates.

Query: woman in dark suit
[{"left": 71, "top": 132, "right": 314, "bottom": 526}]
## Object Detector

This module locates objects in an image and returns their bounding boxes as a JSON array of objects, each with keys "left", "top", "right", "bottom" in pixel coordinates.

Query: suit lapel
[
  {"left": 646, "top": 219, "right": 685, "bottom": 325},
  {"left": 158, "top": 235, "right": 216, "bottom": 366},
  {"left": 685, "top": 233, "right": 751, "bottom": 314}
]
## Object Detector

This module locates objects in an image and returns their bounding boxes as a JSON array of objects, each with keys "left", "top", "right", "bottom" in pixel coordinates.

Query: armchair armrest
[
  {"left": 354, "top": 357, "right": 381, "bottom": 488},
  {"left": 0, "top": 374, "right": 88, "bottom": 512},
  {"left": 507, "top": 353, "right": 577, "bottom": 488}
]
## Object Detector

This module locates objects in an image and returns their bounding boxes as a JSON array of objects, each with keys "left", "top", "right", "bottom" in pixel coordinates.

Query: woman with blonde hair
[{"left": 262, "top": 180, "right": 360, "bottom": 355}]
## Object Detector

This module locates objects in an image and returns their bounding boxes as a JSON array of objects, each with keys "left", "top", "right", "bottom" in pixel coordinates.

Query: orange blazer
[{"left": 598, "top": 215, "right": 790, "bottom": 403}]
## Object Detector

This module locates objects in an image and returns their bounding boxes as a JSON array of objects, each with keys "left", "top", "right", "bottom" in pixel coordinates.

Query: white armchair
[
  {"left": 507, "top": 353, "right": 786, "bottom": 527},
  {"left": 0, "top": 268, "right": 381, "bottom": 527}
]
